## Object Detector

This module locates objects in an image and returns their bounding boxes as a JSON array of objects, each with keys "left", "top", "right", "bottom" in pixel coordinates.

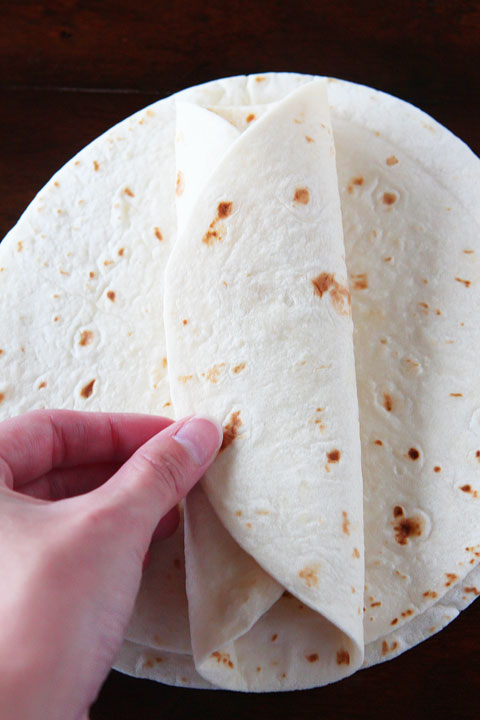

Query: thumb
[{"left": 87, "top": 416, "right": 222, "bottom": 547}]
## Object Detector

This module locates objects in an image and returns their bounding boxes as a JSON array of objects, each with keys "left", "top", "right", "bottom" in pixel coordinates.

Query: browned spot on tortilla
[
  {"left": 374, "top": 439, "right": 383, "bottom": 446},
  {"left": 220, "top": 411, "right": 242, "bottom": 451},
  {"left": 256, "top": 510, "right": 269, "bottom": 515},
  {"left": 476, "top": 450, "right": 480, "bottom": 461},
  {"left": 17, "top": 241, "right": 23, "bottom": 252},
  {"left": 175, "top": 171, "right": 184, "bottom": 197},
  {"left": 211, "top": 651, "right": 234, "bottom": 669},
  {"left": 202, "top": 205, "right": 232, "bottom": 245},
  {"left": 182, "top": 319, "right": 188, "bottom": 325},
  {"left": 464, "top": 249, "right": 474, "bottom": 254},
  {"left": 271, "top": 634, "right": 278, "bottom": 642},
  {"left": 393, "top": 505, "right": 404, "bottom": 518},
  {"left": 391, "top": 618, "right": 398, "bottom": 626},
  {"left": 246, "top": 522, "right": 252, "bottom": 528},
  {"left": 352, "top": 176, "right": 364, "bottom": 186},
  {"left": 352, "top": 273, "right": 368, "bottom": 290},
  {"left": 104, "top": 260, "right": 114, "bottom": 266},
  {"left": 178, "top": 375, "right": 193, "bottom": 383},
  {"left": 380, "top": 338, "right": 387, "bottom": 344},
  {"left": 347, "top": 185, "right": 353, "bottom": 194},
  {"left": 382, "top": 192, "right": 397, "bottom": 205},
  {"left": 118, "top": 248, "right": 125, "bottom": 256},
  {"left": 162, "top": 357, "right": 167, "bottom": 369},
  {"left": 294, "top": 187, "right": 310, "bottom": 204},
  {"left": 218, "top": 201, "right": 233, "bottom": 219},
  {"left": 0, "top": 392, "right": 4, "bottom": 404},
  {"left": 381, "top": 641, "right": 389, "bottom": 655},
  {"left": 386, "top": 155, "right": 398, "bottom": 166},
  {"left": 80, "top": 380, "right": 95, "bottom": 399},
  {"left": 233, "top": 362, "right": 246, "bottom": 374},
  {"left": 445, "top": 573, "right": 458, "bottom": 587},
  {"left": 327, "top": 449, "right": 341, "bottom": 463},
  {"left": 162, "top": 401, "right": 171, "bottom": 408},
  {"left": 419, "top": 302, "right": 429, "bottom": 312},
  {"left": 311, "top": 273, "right": 351, "bottom": 316},
  {"left": 336, "top": 650, "right": 350, "bottom": 666},
  {"left": 59, "top": 269, "right": 69, "bottom": 276},
  {"left": 305, "top": 135, "right": 314, "bottom": 143},
  {"left": 464, "top": 586, "right": 480, "bottom": 595},
  {"left": 450, "top": 393, "right": 463, "bottom": 397},
  {"left": 384, "top": 256, "right": 392, "bottom": 262},
  {"left": 246, "top": 113, "right": 256, "bottom": 123},
  {"left": 202, "top": 226, "right": 220, "bottom": 246},
  {"left": 394, "top": 515, "right": 424, "bottom": 545},
  {"left": 124, "top": 187, "right": 134, "bottom": 197},
  {"left": 353, "top": 547, "right": 360, "bottom": 559},
  {"left": 93, "top": 160, "right": 99, "bottom": 171},
  {"left": 342, "top": 511, "right": 350, "bottom": 536},
  {"left": 383, "top": 393, "right": 393, "bottom": 412},
  {"left": 173, "top": 558, "right": 181, "bottom": 570},
  {"left": 0, "top": 349, "right": 3, "bottom": 355},
  {"left": 401, "top": 609, "right": 414, "bottom": 618},
  {"left": 407, "top": 447, "right": 420, "bottom": 460},
  {"left": 107, "top": 290, "right": 116, "bottom": 302},
  {"left": 144, "top": 659, "right": 154, "bottom": 668},
  {"left": 282, "top": 590, "right": 293, "bottom": 599},
  {"left": 460, "top": 484, "right": 478, "bottom": 497},
  {"left": 370, "top": 601, "right": 381, "bottom": 607},
  {"left": 455, "top": 277, "right": 471, "bottom": 288},
  {"left": 434, "top": 466, "right": 441, "bottom": 472},
  {"left": 235, "top": 510, "right": 242, "bottom": 517},
  {"left": 423, "top": 590, "right": 438, "bottom": 599},
  {"left": 306, "top": 653, "right": 319, "bottom": 663},
  {"left": 299, "top": 566, "right": 319, "bottom": 588},
  {"left": 89, "top": 271, "right": 95, "bottom": 279},
  {"left": 79, "top": 330, "right": 94, "bottom": 346},
  {"left": 256, "top": 76, "right": 265, "bottom": 82},
  {"left": 154, "top": 227, "right": 163, "bottom": 241}
]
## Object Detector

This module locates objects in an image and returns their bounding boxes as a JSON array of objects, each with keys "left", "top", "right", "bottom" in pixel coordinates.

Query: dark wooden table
[{"left": 1, "top": 2, "right": 479, "bottom": 718}]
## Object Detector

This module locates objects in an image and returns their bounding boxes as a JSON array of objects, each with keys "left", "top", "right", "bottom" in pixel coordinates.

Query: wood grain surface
[{"left": 1, "top": 2, "right": 479, "bottom": 719}]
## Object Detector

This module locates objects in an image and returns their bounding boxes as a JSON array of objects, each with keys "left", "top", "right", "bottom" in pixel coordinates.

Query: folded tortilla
[
  {"left": 0, "top": 73, "right": 479, "bottom": 691},
  {"left": 165, "top": 80, "right": 364, "bottom": 690}
]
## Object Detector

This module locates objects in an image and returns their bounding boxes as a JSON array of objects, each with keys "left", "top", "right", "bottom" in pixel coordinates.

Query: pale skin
[{"left": 0, "top": 410, "right": 222, "bottom": 720}]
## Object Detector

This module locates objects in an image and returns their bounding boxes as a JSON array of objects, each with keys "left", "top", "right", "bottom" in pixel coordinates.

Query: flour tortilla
[
  {"left": 0, "top": 73, "right": 479, "bottom": 691},
  {"left": 165, "top": 80, "right": 364, "bottom": 690}
]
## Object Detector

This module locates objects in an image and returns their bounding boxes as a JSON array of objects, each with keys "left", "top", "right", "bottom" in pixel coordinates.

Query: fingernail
[{"left": 173, "top": 416, "right": 223, "bottom": 466}]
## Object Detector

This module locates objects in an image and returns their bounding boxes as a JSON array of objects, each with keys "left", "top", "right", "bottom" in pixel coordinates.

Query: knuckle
[{"left": 137, "top": 447, "right": 190, "bottom": 501}]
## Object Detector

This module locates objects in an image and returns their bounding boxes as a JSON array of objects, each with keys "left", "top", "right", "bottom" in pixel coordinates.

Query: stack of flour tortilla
[{"left": 0, "top": 73, "right": 479, "bottom": 692}]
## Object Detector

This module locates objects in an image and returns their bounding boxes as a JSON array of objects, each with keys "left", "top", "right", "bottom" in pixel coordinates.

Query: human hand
[{"left": 0, "top": 410, "right": 222, "bottom": 720}]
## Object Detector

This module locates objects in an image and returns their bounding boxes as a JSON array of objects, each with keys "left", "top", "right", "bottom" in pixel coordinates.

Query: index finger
[{"left": 0, "top": 409, "right": 173, "bottom": 488}]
